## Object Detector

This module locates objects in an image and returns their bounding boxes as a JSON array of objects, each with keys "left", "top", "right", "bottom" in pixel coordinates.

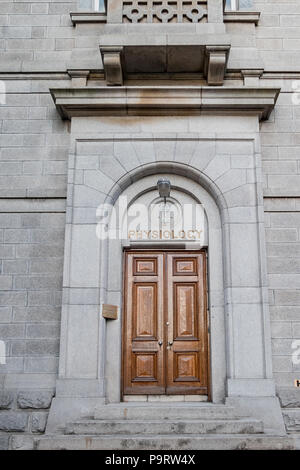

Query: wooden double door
[{"left": 123, "top": 251, "right": 209, "bottom": 396}]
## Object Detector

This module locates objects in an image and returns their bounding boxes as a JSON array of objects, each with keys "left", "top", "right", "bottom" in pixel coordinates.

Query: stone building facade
[{"left": 0, "top": 0, "right": 300, "bottom": 450}]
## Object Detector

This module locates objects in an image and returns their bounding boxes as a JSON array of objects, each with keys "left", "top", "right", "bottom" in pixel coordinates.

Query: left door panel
[{"left": 123, "top": 252, "right": 165, "bottom": 394}]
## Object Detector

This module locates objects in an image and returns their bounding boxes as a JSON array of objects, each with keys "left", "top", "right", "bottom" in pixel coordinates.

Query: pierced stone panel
[{"left": 123, "top": 0, "right": 208, "bottom": 23}]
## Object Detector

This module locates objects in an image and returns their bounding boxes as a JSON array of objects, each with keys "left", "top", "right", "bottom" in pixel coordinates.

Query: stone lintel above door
[{"left": 50, "top": 86, "right": 280, "bottom": 121}]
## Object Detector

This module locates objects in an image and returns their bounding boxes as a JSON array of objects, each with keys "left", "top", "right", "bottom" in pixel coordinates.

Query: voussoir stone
[
  {"left": 0, "top": 392, "right": 14, "bottom": 410},
  {"left": 17, "top": 391, "right": 54, "bottom": 409}
]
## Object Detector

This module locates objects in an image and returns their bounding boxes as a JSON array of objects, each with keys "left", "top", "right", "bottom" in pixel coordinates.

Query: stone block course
[
  {"left": 24, "top": 357, "right": 59, "bottom": 373},
  {"left": 16, "top": 244, "right": 64, "bottom": 258},
  {"left": 0, "top": 307, "right": 12, "bottom": 323},
  {"left": 0, "top": 358, "right": 24, "bottom": 374},
  {"left": 0, "top": 324, "right": 25, "bottom": 339},
  {"left": 24, "top": 339, "right": 60, "bottom": 356},
  {"left": 22, "top": 161, "right": 43, "bottom": 175},
  {"left": 17, "top": 391, "right": 54, "bottom": 409},
  {"left": 9, "top": 435, "right": 34, "bottom": 450},
  {"left": 29, "top": 258, "right": 63, "bottom": 274},
  {"left": 0, "top": 245, "right": 15, "bottom": 259},
  {"left": 279, "top": 389, "right": 300, "bottom": 408},
  {"left": 3, "top": 260, "right": 28, "bottom": 274},
  {"left": 264, "top": 202, "right": 300, "bottom": 386},
  {"left": 272, "top": 356, "right": 292, "bottom": 373},
  {"left": 292, "top": 323, "right": 300, "bottom": 337},
  {"left": 27, "top": 290, "right": 62, "bottom": 306},
  {"left": 4, "top": 229, "right": 30, "bottom": 244},
  {"left": 265, "top": 229, "right": 298, "bottom": 243},
  {"left": 0, "top": 434, "right": 9, "bottom": 450},
  {"left": 0, "top": 276, "right": 12, "bottom": 290},
  {"left": 12, "top": 306, "right": 61, "bottom": 323},
  {"left": 271, "top": 322, "right": 292, "bottom": 339},
  {"left": 14, "top": 274, "right": 63, "bottom": 290},
  {"left": 0, "top": 412, "right": 28, "bottom": 432},
  {"left": 272, "top": 339, "right": 294, "bottom": 355},
  {"left": 31, "top": 412, "right": 48, "bottom": 433},
  {"left": 268, "top": 258, "right": 300, "bottom": 274},
  {"left": 0, "top": 291, "right": 27, "bottom": 306},
  {"left": 25, "top": 323, "right": 60, "bottom": 339},
  {"left": 0, "top": 207, "right": 64, "bottom": 398},
  {"left": 0, "top": 392, "right": 13, "bottom": 410}
]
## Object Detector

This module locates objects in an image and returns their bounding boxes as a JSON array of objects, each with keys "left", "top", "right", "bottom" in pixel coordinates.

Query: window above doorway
[
  {"left": 223, "top": 0, "right": 259, "bottom": 25},
  {"left": 78, "top": 0, "right": 106, "bottom": 12},
  {"left": 71, "top": 0, "right": 107, "bottom": 23},
  {"left": 225, "top": 0, "right": 253, "bottom": 10}
]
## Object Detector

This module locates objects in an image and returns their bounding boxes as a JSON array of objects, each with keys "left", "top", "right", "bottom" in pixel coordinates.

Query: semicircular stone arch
[
  {"left": 105, "top": 160, "right": 229, "bottom": 221},
  {"left": 104, "top": 172, "right": 226, "bottom": 404}
]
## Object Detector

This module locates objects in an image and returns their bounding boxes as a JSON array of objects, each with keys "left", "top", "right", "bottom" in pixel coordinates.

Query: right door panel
[{"left": 166, "top": 252, "right": 209, "bottom": 395}]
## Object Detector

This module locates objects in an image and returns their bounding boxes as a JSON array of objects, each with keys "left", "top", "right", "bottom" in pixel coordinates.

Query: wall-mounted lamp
[{"left": 157, "top": 178, "right": 171, "bottom": 202}]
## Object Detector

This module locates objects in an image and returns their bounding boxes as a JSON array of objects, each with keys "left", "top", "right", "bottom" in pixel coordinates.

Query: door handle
[
  {"left": 168, "top": 341, "right": 173, "bottom": 346},
  {"left": 158, "top": 340, "right": 163, "bottom": 346}
]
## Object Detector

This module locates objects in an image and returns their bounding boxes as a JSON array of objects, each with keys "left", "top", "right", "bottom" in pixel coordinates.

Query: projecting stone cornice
[{"left": 50, "top": 86, "right": 280, "bottom": 121}]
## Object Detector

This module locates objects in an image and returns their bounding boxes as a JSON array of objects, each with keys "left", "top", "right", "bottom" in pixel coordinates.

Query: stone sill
[
  {"left": 70, "top": 12, "right": 107, "bottom": 24},
  {"left": 224, "top": 11, "right": 260, "bottom": 25}
]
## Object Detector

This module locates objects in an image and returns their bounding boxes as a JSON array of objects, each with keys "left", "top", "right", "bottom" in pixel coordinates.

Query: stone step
[
  {"left": 282, "top": 409, "right": 300, "bottom": 432},
  {"left": 94, "top": 403, "right": 238, "bottom": 421},
  {"left": 65, "top": 418, "right": 263, "bottom": 436},
  {"left": 37, "top": 434, "right": 296, "bottom": 450}
]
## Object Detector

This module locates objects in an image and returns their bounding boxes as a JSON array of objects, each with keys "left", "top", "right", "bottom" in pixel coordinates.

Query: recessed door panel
[
  {"left": 174, "top": 258, "right": 197, "bottom": 275},
  {"left": 174, "top": 352, "right": 199, "bottom": 382},
  {"left": 132, "top": 352, "right": 157, "bottom": 382},
  {"left": 134, "top": 258, "right": 157, "bottom": 275},
  {"left": 174, "top": 283, "right": 197, "bottom": 339},
  {"left": 133, "top": 283, "right": 157, "bottom": 339}
]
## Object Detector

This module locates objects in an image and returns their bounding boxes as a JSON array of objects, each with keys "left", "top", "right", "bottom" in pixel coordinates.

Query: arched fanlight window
[{"left": 149, "top": 197, "right": 183, "bottom": 236}]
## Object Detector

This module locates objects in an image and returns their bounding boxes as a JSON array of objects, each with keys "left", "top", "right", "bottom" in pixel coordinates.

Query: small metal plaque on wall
[{"left": 102, "top": 304, "right": 118, "bottom": 320}]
